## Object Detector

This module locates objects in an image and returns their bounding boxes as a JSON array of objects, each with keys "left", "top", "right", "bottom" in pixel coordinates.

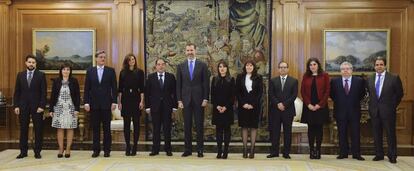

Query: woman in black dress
[
  {"left": 236, "top": 60, "right": 263, "bottom": 159},
  {"left": 118, "top": 53, "right": 145, "bottom": 156},
  {"left": 211, "top": 60, "right": 235, "bottom": 159}
]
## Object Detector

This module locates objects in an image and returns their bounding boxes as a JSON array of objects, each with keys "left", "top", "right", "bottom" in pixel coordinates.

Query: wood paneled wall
[{"left": 0, "top": 0, "right": 413, "bottom": 144}]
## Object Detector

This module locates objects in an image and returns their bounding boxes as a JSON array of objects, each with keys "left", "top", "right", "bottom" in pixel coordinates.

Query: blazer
[
  {"left": 145, "top": 72, "right": 177, "bottom": 112},
  {"left": 13, "top": 69, "right": 47, "bottom": 111},
  {"left": 236, "top": 74, "right": 263, "bottom": 109},
  {"left": 268, "top": 76, "right": 298, "bottom": 116},
  {"left": 367, "top": 72, "right": 403, "bottom": 119},
  {"left": 330, "top": 76, "right": 365, "bottom": 120},
  {"left": 49, "top": 77, "right": 81, "bottom": 112},
  {"left": 83, "top": 66, "right": 117, "bottom": 110},
  {"left": 301, "top": 72, "right": 330, "bottom": 107},
  {"left": 118, "top": 68, "right": 145, "bottom": 103},
  {"left": 176, "top": 59, "right": 210, "bottom": 106}
]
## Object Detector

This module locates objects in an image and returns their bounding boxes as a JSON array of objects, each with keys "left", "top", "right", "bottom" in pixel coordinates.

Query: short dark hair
[
  {"left": 95, "top": 50, "right": 105, "bottom": 58},
  {"left": 375, "top": 56, "right": 387, "bottom": 66},
  {"left": 155, "top": 58, "right": 165, "bottom": 65},
  {"left": 278, "top": 61, "right": 288, "bottom": 68},
  {"left": 25, "top": 54, "right": 36, "bottom": 62},
  {"left": 59, "top": 63, "right": 73, "bottom": 79},
  {"left": 186, "top": 43, "right": 196, "bottom": 49}
]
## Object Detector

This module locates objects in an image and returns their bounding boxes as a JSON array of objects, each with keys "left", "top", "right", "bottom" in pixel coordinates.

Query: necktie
[
  {"left": 281, "top": 77, "right": 286, "bottom": 91},
  {"left": 159, "top": 74, "right": 164, "bottom": 89},
  {"left": 27, "top": 71, "right": 33, "bottom": 87},
  {"left": 375, "top": 74, "right": 382, "bottom": 99},
  {"left": 344, "top": 79, "right": 349, "bottom": 95},
  {"left": 189, "top": 60, "right": 194, "bottom": 80},
  {"left": 98, "top": 68, "right": 103, "bottom": 83}
]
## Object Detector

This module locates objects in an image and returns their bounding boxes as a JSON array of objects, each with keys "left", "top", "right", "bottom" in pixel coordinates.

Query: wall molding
[{"left": 114, "top": 0, "right": 135, "bottom": 6}]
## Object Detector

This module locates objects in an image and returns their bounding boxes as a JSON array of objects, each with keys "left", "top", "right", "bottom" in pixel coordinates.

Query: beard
[{"left": 26, "top": 66, "right": 35, "bottom": 71}]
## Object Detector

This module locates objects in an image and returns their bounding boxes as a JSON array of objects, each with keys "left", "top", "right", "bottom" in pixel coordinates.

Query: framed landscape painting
[
  {"left": 32, "top": 28, "right": 96, "bottom": 74},
  {"left": 323, "top": 29, "right": 390, "bottom": 75}
]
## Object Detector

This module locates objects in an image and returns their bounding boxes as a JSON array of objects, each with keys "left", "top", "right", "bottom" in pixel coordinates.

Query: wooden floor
[{"left": 1, "top": 149, "right": 414, "bottom": 171}]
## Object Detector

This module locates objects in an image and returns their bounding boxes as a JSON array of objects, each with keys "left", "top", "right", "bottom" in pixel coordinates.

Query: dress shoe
[
  {"left": 249, "top": 147, "right": 255, "bottom": 159},
  {"left": 221, "top": 153, "right": 228, "bottom": 159},
  {"left": 16, "top": 153, "right": 27, "bottom": 159},
  {"left": 149, "top": 152, "right": 159, "bottom": 156},
  {"left": 197, "top": 151, "right": 204, "bottom": 158},
  {"left": 336, "top": 155, "right": 348, "bottom": 159},
  {"left": 389, "top": 157, "right": 397, "bottom": 164},
  {"left": 166, "top": 151, "right": 173, "bottom": 156},
  {"left": 104, "top": 153, "right": 110, "bottom": 157},
  {"left": 352, "top": 155, "right": 365, "bottom": 161},
  {"left": 372, "top": 156, "right": 384, "bottom": 161},
  {"left": 242, "top": 147, "right": 248, "bottom": 158},
  {"left": 282, "top": 154, "right": 291, "bottom": 159},
  {"left": 216, "top": 153, "right": 222, "bottom": 159},
  {"left": 315, "top": 150, "right": 321, "bottom": 159},
  {"left": 266, "top": 154, "right": 279, "bottom": 158},
  {"left": 91, "top": 152, "right": 99, "bottom": 158},
  {"left": 309, "top": 149, "right": 316, "bottom": 159},
  {"left": 125, "top": 146, "right": 131, "bottom": 156},
  {"left": 131, "top": 145, "right": 137, "bottom": 156},
  {"left": 181, "top": 152, "right": 192, "bottom": 157},
  {"left": 64, "top": 154, "right": 71, "bottom": 158},
  {"left": 34, "top": 153, "right": 42, "bottom": 159},
  {"left": 57, "top": 154, "right": 63, "bottom": 158}
]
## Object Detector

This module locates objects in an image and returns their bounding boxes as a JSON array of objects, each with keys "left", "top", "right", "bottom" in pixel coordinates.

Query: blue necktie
[
  {"left": 189, "top": 60, "right": 194, "bottom": 80},
  {"left": 375, "top": 74, "right": 381, "bottom": 99},
  {"left": 98, "top": 68, "right": 103, "bottom": 83}
]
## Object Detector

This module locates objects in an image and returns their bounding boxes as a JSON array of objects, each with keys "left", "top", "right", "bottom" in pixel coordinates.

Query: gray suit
[
  {"left": 367, "top": 71, "right": 403, "bottom": 159},
  {"left": 176, "top": 59, "right": 210, "bottom": 153}
]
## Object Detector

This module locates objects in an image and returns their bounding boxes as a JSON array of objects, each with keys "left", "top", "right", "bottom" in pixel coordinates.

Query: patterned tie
[
  {"left": 189, "top": 60, "right": 194, "bottom": 80},
  {"left": 27, "top": 71, "right": 33, "bottom": 87},
  {"left": 159, "top": 74, "right": 164, "bottom": 89},
  {"left": 375, "top": 74, "right": 382, "bottom": 99},
  {"left": 344, "top": 79, "right": 349, "bottom": 95},
  {"left": 281, "top": 77, "right": 286, "bottom": 91}
]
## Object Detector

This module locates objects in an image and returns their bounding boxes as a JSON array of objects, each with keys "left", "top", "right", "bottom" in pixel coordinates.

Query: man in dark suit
[
  {"left": 367, "top": 57, "right": 403, "bottom": 164},
  {"left": 176, "top": 43, "right": 210, "bottom": 157},
  {"left": 267, "top": 61, "right": 298, "bottom": 159},
  {"left": 13, "top": 55, "right": 46, "bottom": 159},
  {"left": 330, "top": 62, "right": 365, "bottom": 161},
  {"left": 146, "top": 58, "right": 177, "bottom": 157},
  {"left": 84, "top": 50, "right": 117, "bottom": 158}
]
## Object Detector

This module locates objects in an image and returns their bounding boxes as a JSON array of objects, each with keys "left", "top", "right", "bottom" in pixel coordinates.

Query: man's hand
[
  {"left": 84, "top": 104, "right": 90, "bottom": 112},
  {"left": 111, "top": 104, "right": 116, "bottom": 111},
  {"left": 178, "top": 101, "right": 184, "bottom": 109},
  {"left": 277, "top": 103, "right": 285, "bottom": 111},
  {"left": 139, "top": 102, "right": 144, "bottom": 110},
  {"left": 36, "top": 108, "right": 44, "bottom": 113},
  {"left": 14, "top": 107, "right": 20, "bottom": 115},
  {"left": 118, "top": 103, "right": 122, "bottom": 111},
  {"left": 314, "top": 104, "right": 321, "bottom": 111},
  {"left": 201, "top": 100, "right": 208, "bottom": 107}
]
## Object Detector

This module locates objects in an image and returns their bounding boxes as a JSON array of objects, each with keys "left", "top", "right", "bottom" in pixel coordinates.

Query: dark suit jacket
[
  {"left": 49, "top": 77, "right": 81, "bottom": 112},
  {"left": 145, "top": 72, "right": 177, "bottom": 112},
  {"left": 176, "top": 59, "right": 210, "bottom": 106},
  {"left": 301, "top": 72, "right": 330, "bottom": 107},
  {"left": 330, "top": 76, "right": 365, "bottom": 120},
  {"left": 13, "top": 69, "right": 47, "bottom": 111},
  {"left": 236, "top": 74, "right": 263, "bottom": 109},
  {"left": 367, "top": 72, "right": 403, "bottom": 119},
  {"left": 83, "top": 66, "right": 117, "bottom": 110},
  {"left": 268, "top": 76, "right": 298, "bottom": 117}
]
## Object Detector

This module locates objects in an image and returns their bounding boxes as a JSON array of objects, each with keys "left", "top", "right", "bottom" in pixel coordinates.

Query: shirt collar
[
  {"left": 342, "top": 76, "right": 352, "bottom": 82},
  {"left": 280, "top": 75, "right": 288, "bottom": 79},
  {"left": 377, "top": 70, "right": 386, "bottom": 76},
  {"left": 97, "top": 65, "right": 105, "bottom": 70},
  {"left": 187, "top": 58, "right": 196, "bottom": 63},
  {"left": 158, "top": 72, "right": 165, "bottom": 76}
]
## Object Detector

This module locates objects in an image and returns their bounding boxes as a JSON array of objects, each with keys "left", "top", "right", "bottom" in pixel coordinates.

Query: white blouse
[{"left": 245, "top": 74, "right": 253, "bottom": 93}]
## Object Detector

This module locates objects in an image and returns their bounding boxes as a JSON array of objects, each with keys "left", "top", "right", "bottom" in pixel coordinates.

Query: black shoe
[
  {"left": 16, "top": 153, "right": 27, "bottom": 159},
  {"left": 103, "top": 153, "right": 110, "bottom": 158},
  {"left": 64, "top": 154, "right": 71, "bottom": 158},
  {"left": 242, "top": 147, "right": 248, "bottom": 158},
  {"left": 197, "top": 151, "right": 204, "bottom": 158},
  {"left": 149, "top": 152, "right": 159, "bottom": 156},
  {"left": 222, "top": 153, "right": 228, "bottom": 159},
  {"left": 34, "top": 153, "right": 42, "bottom": 159},
  {"left": 216, "top": 153, "right": 222, "bottom": 159},
  {"left": 57, "top": 154, "right": 63, "bottom": 158},
  {"left": 389, "top": 157, "right": 397, "bottom": 164},
  {"left": 181, "top": 152, "right": 192, "bottom": 157},
  {"left": 315, "top": 150, "right": 321, "bottom": 159},
  {"left": 166, "top": 151, "right": 173, "bottom": 156},
  {"left": 336, "top": 155, "right": 348, "bottom": 159},
  {"left": 283, "top": 154, "right": 291, "bottom": 159},
  {"left": 248, "top": 147, "right": 255, "bottom": 159},
  {"left": 373, "top": 156, "right": 384, "bottom": 161},
  {"left": 266, "top": 154, "right": 279, "bottom": 158},
  {"left": 91, "top": 152, "right": 99, "bottom": 158},
  {"left": 309, "top": 149, "right": 316, "bottom": 159},
  {"left": 131, "top": 145, "right": 137, "bottom": 156},
  {"left": 352, "top": 155, "right": 364, "bottom": 161}
]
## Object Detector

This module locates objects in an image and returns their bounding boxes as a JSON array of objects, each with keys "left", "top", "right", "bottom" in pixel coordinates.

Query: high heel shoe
[
  {"left": 248, "top": 147, "right": 255, "bottom": 159},
  {"left": 130, "top": 144, "right": 137, "bottom": 156},
  {"left": 315, "top": 149, "right": 321, "bottom": 159},
  {"left": 57, "top": 154, "right": 63, "bottom": 158},
  {"left": 242, "top": 147, "right": 248, "bottom": 158},
  {"left": 64, "top": 154, "right": 71, "bottom": 158}
]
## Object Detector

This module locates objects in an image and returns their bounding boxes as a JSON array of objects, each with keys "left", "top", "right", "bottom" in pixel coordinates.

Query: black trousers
[
  {"left": 91, "top": 109, "right": 112, "bottom": 153},
  {"left": 270, "top": 115, "right": 294, "bottom": 155},
  {"left": 183, "top": 100, "right": 204, "bottom": 153},
  {"left": 151, "top": 100, "right": 172, "bottom": 153},
  {"left": 19, "top": 109, "right": 43, "bottom": 154},
  {"left": 371, "top": 114, "right": 397, "bottom": 158},
  {"left": 216, "top": 125, "right": 231, "bottom": 152},
  {"left": 336, "top": 117, "right": 361, "bottom": 156},
  {"left": 308, "top": 124, "right": 323, "bottom": 150},
  {"left": 123, "top": 113, "right": 140, "bottom": 148}
]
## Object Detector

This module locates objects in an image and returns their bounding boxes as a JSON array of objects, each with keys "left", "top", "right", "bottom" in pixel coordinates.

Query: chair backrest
[{"left": 293, "top": 97, "right": 303, "bottom": 122}]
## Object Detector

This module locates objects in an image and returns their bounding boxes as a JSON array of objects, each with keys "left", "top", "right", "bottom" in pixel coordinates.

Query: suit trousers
[
  {"left": 371, "top": 112, "right": 397, "bottom": 158},
  {"left": 183, "top": 100, "right": 205, "bottom": 153},
  {"left": 151, "top": 100, "right": 172, "bottom": 153},
  {"left": 269, "top": 114, "right": 294, "bottom": 155},
  {"left": 19, "top": 109, "right": 43, "bottom": 154},
  {"left": 336, "top": 117, "right": 361, "bottom": 156},
  {"left": 91, "top": 109, "right": 112, "bottom": 153}
]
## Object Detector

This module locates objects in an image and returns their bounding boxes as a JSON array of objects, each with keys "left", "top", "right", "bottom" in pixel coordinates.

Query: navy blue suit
[{"left": 330, "top": 76, "right": 365, "bottom": 156}]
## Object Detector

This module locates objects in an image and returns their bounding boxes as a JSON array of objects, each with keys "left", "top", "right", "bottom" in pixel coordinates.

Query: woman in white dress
[{"left": 49, "top": 63, "right": 80, "bottom": 158}]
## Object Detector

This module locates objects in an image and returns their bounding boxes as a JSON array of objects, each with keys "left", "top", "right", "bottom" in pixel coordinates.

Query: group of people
[{"left": 13, "top": 43, "right": 403, "bottom": 164}]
